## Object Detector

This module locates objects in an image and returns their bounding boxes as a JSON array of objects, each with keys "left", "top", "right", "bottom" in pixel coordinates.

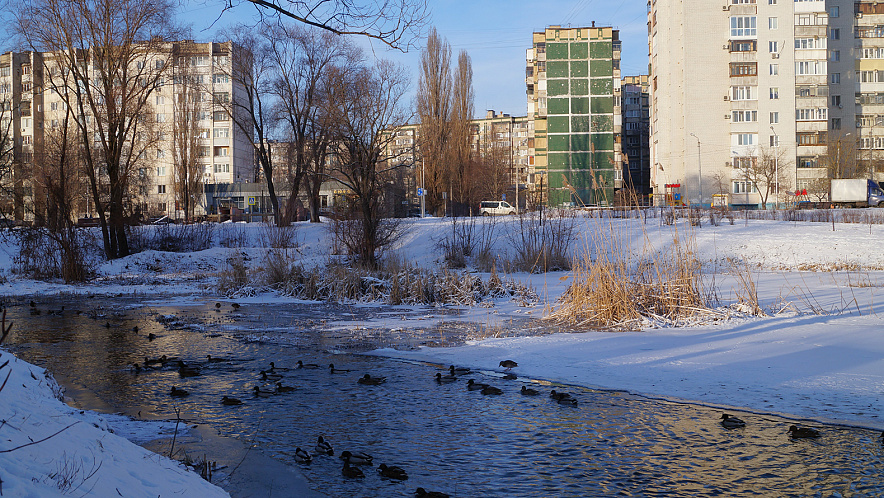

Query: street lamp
[
  {"left": 770, "top": 126, "right": 779, "bottom": 208},
  {"left": 690, "top": 133, "right": 702, "bottom": 205}
]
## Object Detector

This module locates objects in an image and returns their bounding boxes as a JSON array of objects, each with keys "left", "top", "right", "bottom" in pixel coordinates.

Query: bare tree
[
  {"left": 18, "top": 0, "right": 182, "bottom": 259},
  {"left": 170, "top": 45, "right": 208, "bottom": 222},
  {"left": 416, "top": 28, "right": 452, "bottom": 216},
  {"left": 0, "top": 88, "right": 13, "bottom": 222},
  {"left": 224, "top": 25, "right": 280, "bottom": 224},
  {"left": 476, "top": 141, "right": 511, "bottom": 202},
  {"left": 742, "top": 145, "right": 792, "bottom": 209},
  {"left": 267, "top": 24, "right": 354, "bottom": 223},
  {"left": 224, "top": 0, "right": 428, "bottom": 51},
  {"left": 325, "top": 58, "right": 411, "bottom": 266},
  {"left": 449, "top": 50, "right": 474, "bottom": 215},
  {"left": 822, "top": 130, "right": 861, "bottom": 179}
]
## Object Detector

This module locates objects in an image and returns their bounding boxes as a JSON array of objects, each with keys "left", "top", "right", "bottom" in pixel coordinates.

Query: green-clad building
[{"left": 527, "top": 25, "right": 623, "bottom": 207}]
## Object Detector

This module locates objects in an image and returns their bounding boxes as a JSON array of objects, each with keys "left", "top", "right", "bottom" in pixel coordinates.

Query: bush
[
  {"left": 438, "top": 216, "right": 497, "bottom": 270},
  {"left": 507, "top": 209, "right": 575, "bottom": 273},
  {"left": 13, "top": 227, "right": 98, "bottom": 282},
  {"left": 128, "top": 223, "right": 214, "bottom": 253}
]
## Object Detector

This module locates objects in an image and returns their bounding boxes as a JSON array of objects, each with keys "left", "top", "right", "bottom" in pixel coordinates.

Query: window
[
  {"left": 770, "top": 64, "right": 778, "bottom": 75},
  {"left": 831, "top": 73, "right": 841, "bottom": 84},
  {"left": 797, "top": 132, "right": 826, "bottom": 146},
  {"left": 830, "top": 50, "right": 840, "bottom": 62},
  {"left": 212, "top": 74, "right": 229, "bottom": 84},
  {"left": 795, "top": 38, "right": 826, "bottom": 50},
  {"left": 156, "top": 60, "right": 165, "bottom": 70},
  {"left": 191, "top": 56, "right": 210, "bottom": 67},
  {"left": 796, "top": 108, "right": 827, "bottom": 121},
  {"left": 734, "top": 133, "right": 756, "bottom": 146},
  {"left": 731, "top": 40, "right": 757, "bottom": 52},
  {"left": 198, "top": 128, "right": 210, "bottom": 139},
  {"left": 768, "top": 17, "right": 777, "bottom": 30},
  {"left": 796, "top": 61, "right": 826, "bottom": 75},
  {"left": 770, "top": 87, "right": 779, "bottom": 99},
  {"left": 770, "top": 112, "right": 779, "bottom": 124},
  {"left": 214, "top": 146, "right": 229, "bottom": 157},
  {"left": 213, "top": 111, "right": 228, "bottom": 121},
  {"left": 829, "top": 6, "right": 839, "bottom": 18},
  {"left": 158, "top": 185, "right": 166, "bottom": 194},
  {"left": 733, "top": 181, "right": 757, "bottom": 194},
  {"left": 731, "top": 86, "right": 756, "bottom": 100},
  {"left": 830, "top": 28, "right": 840, "bottom": 40},
  {"left": 831, "top": 118, "right": 841, "bottom": 130},
  {"left": 198, "top": 146, "right": 210, "bottom": 157},
  {"left": 156, "top": 113, "right": 167, "bottom": 123},
  {"left": 213, "top": 92, "right": 229, "bottom": 104},
  {"left": 730, "top": 63, "right": 757, "bottom": 76},
  {"left": 158, "top": 203, "right": 166, "bottom": 212},
  {"left": 770, "top": 135, "right": 779, "bottom": 147},
  {"left": 832, "top": 95, "right": 841, "bottom": 107},
  {"left": 157, "top": 166, "right": 167, "bottom": 176},
  {"left": 730, "top": 17, "right": 757, "bottom": 38},
  {"left": 213, "top": 127, "right": 230, "bottom": 139},
  {"left": 768, "top": 0, "right": 776, "bottom": 4},
  {"left": 733, "top": 157, "right": 757, "bottom": 169},
  {"left": 156, "top": 149, "right": 165, "bottom": 159},
  {"left": 797, "top": 157, "right": 818, "bottom": 168},
  {"left": 213, "top": 163, "right": 230, "bottom": 173},
  {"left": 769, "top": 41, "right": 778, "bottom": 53},
  {"left": 732, "top": 110, "right": 758, "bottom": 122},
  {"left": 156, "top": 95, "right": 165, "bottom": 105}
]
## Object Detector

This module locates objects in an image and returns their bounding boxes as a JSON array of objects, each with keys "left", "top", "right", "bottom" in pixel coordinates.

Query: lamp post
[
  {"left": 690, "top": 133, "right": 702, "bottom": 206},
  {"left": 770, "top": 126, "right": 779, "bottom": 209}
]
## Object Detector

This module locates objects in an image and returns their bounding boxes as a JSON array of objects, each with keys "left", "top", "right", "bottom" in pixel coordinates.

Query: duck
[
  {"left": 720, "top": 414, "right": 746, "bottom": 429},
  {"left": 449, "top": 365, "right": 471, "bottom": 375},
  {"left": 132, "top": 325, "right": 139, "bottom": 333},
  {"left": 253, "top": 385, "right": 275, "bottom": 397},
  {"left": 467, "top": 379, "right": 489, "bottom": 391},
  {"left": 315, "top": 436, "right": 334, "bottom": 456},
  {"left": 206, "top": 355, "right": 228, "bottom": 363},
  {"left": 231, "top": 303, "right": 241, "bottom": 310},
  {"left": 275, "top": 382, "right": 296, "bottom": 393},
  {"left": 557, "top": 396, "right": 578, "bottom": 407},
  {"left": 342, "top": 461, "right": 364, "bottom": 478},
  {"left": 221, "top": 396, "right": 243, "bottom": 406},
  {"left": 215, "top": 302, "right": 221, "bottom": 309},
  {"left": 434, "top": 372, "right": 458, "bottom": 384},
  {"left": 177, "top": 361, "right": 200, "bottom": 378},
  {"left": 339, "top": 450, "right": 373, "bottom": 466},
  {"left": 377, "top": 463, "right": 408, "bottom": 480},
  {"left": 147, "top": 333, "right": 157, "bottom": 341},
  {"left": 788, "top": 425, "right": 821, "bottom": 438},
  {"left": 144, "top": 356, "right": 164, "bottom": 367},
  {"left": 415, "top": 488, "right": 450, "bottom": 498},
  {"left": 260, "top": 370, "right": 283, "bottom": 382},
  {"left": 549, "top": 390, "right": 572, "bottom": 401},
  {"left": 268, "top": 361, "right": 290, "bottom": 372},
  {"left": 481, "top": 385, "right": 503, "bottom": 395},
  {"left": 169, "top": 386, "right": 189, "bottom": 397},
  {"left": 499, "top": 359, "right": 518, "bottom": 370},
  {"left": 521, "top": 386, "right": 540, "bottom": 396},
  {"left": 293, "top": 447, "right": 312, "bottom": 464},
  {"left": 329, "top": 363, "right": 352, "bottom": 374},
  {"left": 296, "top": 360, "right": 321, "bottom": 369},
  {"left": 357, "top": 374, "right": 386, "bottom": 386}
]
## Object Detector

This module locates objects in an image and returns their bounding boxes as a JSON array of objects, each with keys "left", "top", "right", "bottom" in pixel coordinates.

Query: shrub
[{"left": 507, "top": 209, "right": 575, "bottom": 273}]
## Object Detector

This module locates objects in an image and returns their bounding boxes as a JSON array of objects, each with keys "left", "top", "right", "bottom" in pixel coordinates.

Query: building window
[
  {"left": 213, "top": 111, "right": 229, "bottom": 121},
  {"left": 832, "top": 95, "right": 841, "bottom": 107},
  {"left": 157, "top": 166, "right": 167, "bottom": 176},
  {"left": 733, "top": 181, "right": 757, "bottom": 194},
  {"left": 730, "top": 17, "right": 757, "bottom": 38},
  {"left": 831, "top": 118, "right": 842, "bottom": 130},
  {"left": 770, "top": 64, "right": 778, "bottom": 76},
  {"left": 213, "top": 92, "right": 229, "bottom": 104},
  {"left": 730, "top": 40, "right": 757, "bottom": 52},
  {"left": 768, "top": 0, "right": 776, "bottom": 4},
  {"left": 797, "top": 157, "right": 818, "bottom": 168},
  {"left": 831, "top": 73, "right": 840, "bottom": 84},
  {"left": 213, "top": 163, "right": 230, "bottom": 173},
  {"left": 734, "top": 133, "right": 756, "bottom": 146},
  {"left": 770, "top": 112, "right": 779, "bottom": 124},
  {"left": 829, "top": 6, "right": 839, "bottom": 18},
  {"left": 730, "top": 63, "right": 758, "bottom": 76},
  {"left": 732, "top": 110, "right": 758, "bottom": 122},
  {"left": 731, "top": 86, "right": 756, "bottom": 100},
  {"left": 830, "top": 50, "right": 840, "bottom": 62},
  {"left": 769, "top": 41, "right": 778, "bottom": 53},
  {"left": 768, "top": 17, "right": 777, "bottom": 30},
  {"left": 796, "top": 108, "right": 827, "bottom": 121},
  {"left": 213, "top": 127, "right": 230, "bottom": 139},
  {"left": 733, "top": 156, "right": 757, "bottom": 169},
  {"left": 158, "top": 185, "right": 166, "bottom": 194},
  {"left": 212, "top": 74, "right": 229, "bottom": 84},
  {"left": 770, "top": 135, "right": 779, "bottom": 147},
  {"left": 156, "top": 149, "right": 165, "bottom": 159},
  {"left": 156, "top": 95, "right": 165, "bottom": 105},
  {"left": 769, "top": 87, "right": 779, "bottom": 100},
  {"left": 830, "top": 28, "right": 840, "bottom": 40}
]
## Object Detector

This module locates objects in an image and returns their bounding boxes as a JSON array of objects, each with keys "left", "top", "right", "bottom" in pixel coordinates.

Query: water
[{"left": 4, "top": 297, "right": 884, "bottom": 497}]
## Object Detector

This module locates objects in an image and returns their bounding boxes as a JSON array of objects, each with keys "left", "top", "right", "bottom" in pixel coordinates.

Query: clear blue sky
[{"left": 2, "top": 0, "right": 650, "bottom": 119}]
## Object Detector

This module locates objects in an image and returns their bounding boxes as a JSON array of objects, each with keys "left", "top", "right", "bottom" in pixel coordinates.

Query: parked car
[{"left": 479, "top": 200, "right": 515, "bottom": 216}]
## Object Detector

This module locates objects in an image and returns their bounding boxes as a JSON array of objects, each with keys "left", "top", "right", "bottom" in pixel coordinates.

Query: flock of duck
[{"left": 719, "top": 413, "right": 826, "bottom": 439}]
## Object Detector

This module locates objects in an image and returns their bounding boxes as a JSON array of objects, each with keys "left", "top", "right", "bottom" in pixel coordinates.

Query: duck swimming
[
  {"left": 268, "top": 361, "right": 290, "bottom": 372},
  {"left": 293, "top": 447, "right": 312, "bottom": 464},
  {"left": 549, "top": 390, "right": 572, "bottom": 401},
  {"left": 377, "top": 463, "right": 408, "bottom": 480},
  {"left": 435, "top": 372, "right": 458, "bottom": 384},
  {"left": 340, "top": 450, "right": 373, "bottom": 466},
  {"left": 315, "top": 436, "right": 334, "bottom": 456},
  {"left": 521, "top": 386, "right": 540, "bottom": 396},
  {"left": 788, "top": 425, "right": 821, "bottom": 438},
  {"left": 466, "top": 379, "right": 489, "bottom": 391},
  {"left": 169, "top": 386, "right": 189, "bottom": 397},
  {"left": 357, "top": 374, "right": 386, "bottom": 385},
  {"left": 481, "top": 385, "right": 503, "bottom": 395},
  {"left": 253, "top": 385, "right": 275, "bottom": 397},
  {"left": 415, "top": 488, "right": 450, "bottom": 498},
  {"left": 449, "top": 365, "right": 471, "bottom": 375},
  {"left": 720, "top": 414, "right": 746, "bottom": 429},
  {"left": 297, "top": 360, "right": 321, "bottom": 369},
  {"left": 221, "top": 396, "right": 243, "bottom": 406},
  {"left": 275, "top": 382, "right": 295, "bottom": 393},
  {"left": 260, "top": 370, "right": 283, "bottom": 382},
  {"left": 329, "top": 363, "right": 352, "bottom": 374},
  {"left": 177, "top": 361, "right": 200, "bottom": 378},
  {"left": 342, "top": 461, "right": 364, "bottom": 478}
]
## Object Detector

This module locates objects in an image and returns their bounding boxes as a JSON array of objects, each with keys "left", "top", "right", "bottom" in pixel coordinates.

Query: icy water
[{"left": 4, "top": 297, "right": 884, "bottom": 497}]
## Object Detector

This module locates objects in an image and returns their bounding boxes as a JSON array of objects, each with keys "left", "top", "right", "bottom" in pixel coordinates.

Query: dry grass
[
  {"left": 727, "top": 258, "right": 767, "bottom": 316},
  {"left": 545, "top": 219, "right": 710, "bottom": 330}
]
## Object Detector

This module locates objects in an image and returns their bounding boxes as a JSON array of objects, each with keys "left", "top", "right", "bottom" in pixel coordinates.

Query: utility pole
[
  {"left": 690, "top": 132, "right": 702, "bottom": 206},
  {"left": 770, "top": 126, "right": 779, "bottom": 209}
]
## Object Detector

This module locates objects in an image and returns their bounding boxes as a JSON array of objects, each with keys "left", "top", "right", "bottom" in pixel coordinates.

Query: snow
[{"left": 1, "top": 211, "right": 884, "bottom": 495}]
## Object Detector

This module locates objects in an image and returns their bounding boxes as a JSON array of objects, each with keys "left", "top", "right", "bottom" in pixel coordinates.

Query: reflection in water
[{"left": 5, "top": 298, "right": 884, "bottom": 497}]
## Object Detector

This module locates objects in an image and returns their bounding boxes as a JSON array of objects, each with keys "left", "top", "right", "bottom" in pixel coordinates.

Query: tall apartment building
[
  {"left": 0, "top": 40, "right": 252, "bottom": 222},
  {"left": 622, "top": 75, "right": 651, "bottom": 200},
  {"left": 527, "top": 25, "right": 624, "bottom": 207},
  {"left": 649, "top": 0, "right": 884, "bottom": 208}
]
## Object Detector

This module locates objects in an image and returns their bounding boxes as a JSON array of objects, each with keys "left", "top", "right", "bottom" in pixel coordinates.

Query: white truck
[{"left": 830, "top": 179, "right": 884, "bottom": 207}]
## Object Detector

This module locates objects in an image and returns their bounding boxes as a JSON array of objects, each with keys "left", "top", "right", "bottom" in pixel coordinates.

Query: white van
[{"left": 479, "top": 200, "right": 515, "bottom": 216}]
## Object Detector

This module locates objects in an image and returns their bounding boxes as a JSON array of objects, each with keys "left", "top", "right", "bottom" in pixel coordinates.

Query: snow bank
[{"left": 0, "top": 348, "right": 228, "bottom": 497}]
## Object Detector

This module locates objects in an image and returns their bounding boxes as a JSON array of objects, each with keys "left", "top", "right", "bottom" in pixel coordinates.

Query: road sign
[
  {"left": 417, "top": 188, "right": 424, "bottom": 196},
  {"left": 248, "top": 196, "right": 256, "bottom": 206}
]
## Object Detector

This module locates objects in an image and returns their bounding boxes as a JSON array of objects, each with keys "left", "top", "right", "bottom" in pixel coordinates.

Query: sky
[
  {"left": 178, "top": 0, "right": 651, "bottom": 119},
  {"left": 0, "top": 1, "right": 649, "bottom": 118}
]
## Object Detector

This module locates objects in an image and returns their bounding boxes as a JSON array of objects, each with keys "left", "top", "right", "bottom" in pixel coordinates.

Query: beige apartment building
[
  {"left": 649, "top": 0, "right": 884, "bottom": 208},
  {"left": 0, "top": 40, "right": 252, "bottom": 222}
]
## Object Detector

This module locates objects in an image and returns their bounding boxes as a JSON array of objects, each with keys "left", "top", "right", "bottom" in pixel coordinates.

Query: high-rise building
[
  {"left": 527, "top": 25, "right": 624, "bottom": 207},
  {"left": 0, "top": 40, "right": 252, "bottom": 222},
  {"left": 649, "top": 0, "right": 883, "bottom": 208},
  {"left": 621, "top": 75, "right": 651, "bottom": 202}
]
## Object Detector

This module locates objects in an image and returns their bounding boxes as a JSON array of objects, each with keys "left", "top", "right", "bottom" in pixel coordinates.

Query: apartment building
[
  {"left": 0, "top": 40, "right": 252, "bottom": 222},
  {"left": 622, "top": 75, "right": 651, "bottom": 200},
  {"left": 649, "top": 0, "right": 884, "bottom": 208},
  {"left": 527, "top": 25, "right": 624, "bottom": 207}
]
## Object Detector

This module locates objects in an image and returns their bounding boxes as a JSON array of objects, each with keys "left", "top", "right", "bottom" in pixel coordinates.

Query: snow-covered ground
[{"left": 1, "top": 212, "right": 883, "bottom": 495}]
